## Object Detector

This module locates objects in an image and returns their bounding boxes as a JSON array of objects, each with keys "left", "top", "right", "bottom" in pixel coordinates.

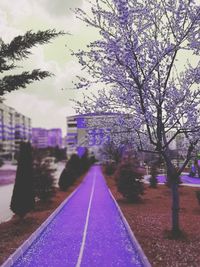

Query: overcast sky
[{"left": 0, "top": 0, "right": 97, "bottom": 135}]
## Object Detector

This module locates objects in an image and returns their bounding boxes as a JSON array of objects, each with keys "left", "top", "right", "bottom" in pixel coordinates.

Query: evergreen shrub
[
  {"left": 10, "top": 142, "right": 35, "bottom": 217},
  {"left": 115, "top": 158, "right": 144, "bottom": 202}
]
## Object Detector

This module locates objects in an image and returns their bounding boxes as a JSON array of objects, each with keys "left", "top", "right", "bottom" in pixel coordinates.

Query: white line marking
[{"left": 75, "top": 170, "right": 96, "bottom": 267}]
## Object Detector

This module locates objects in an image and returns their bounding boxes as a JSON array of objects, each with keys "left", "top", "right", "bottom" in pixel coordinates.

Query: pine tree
[
  {"left": 0, "top": 29, "right": 64, "bottom": 96},
  {"left": 10, "top": 142, "right": 35, "bottom": 218}
]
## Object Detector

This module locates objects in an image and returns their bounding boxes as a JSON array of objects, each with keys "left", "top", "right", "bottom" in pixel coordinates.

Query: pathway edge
[
  {"left": 108, "top": 189, "right": 152, "bottom": 267},
  {"left": 1, "top": 180, "right": 84, "bottom": 267}
]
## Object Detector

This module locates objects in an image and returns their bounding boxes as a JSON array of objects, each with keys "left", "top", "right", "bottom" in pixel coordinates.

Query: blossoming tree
[{"left": 73, "top": 0, "right": 200, "bottom": 235}]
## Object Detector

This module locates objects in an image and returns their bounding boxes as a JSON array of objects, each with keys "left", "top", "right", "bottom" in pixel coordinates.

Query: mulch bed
[
  {"left": 0, "top": 175, "right": 84, "bottom": 265},
  {"left": 106, "top": 175, "right": 200, "bottom": 267}
]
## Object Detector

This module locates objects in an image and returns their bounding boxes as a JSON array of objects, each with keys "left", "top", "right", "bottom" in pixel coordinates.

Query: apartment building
[
  {"left": 0, "top": 103, "right": 31, "bottom": 158},
  {"left": 66, "top": 113, "right": 125, "bottom": 158},
  {"left": 48, "top": 128, "right": 62, "bottom": 147},
  {"left": 66, "top": 116, "right": 78, "bottom": 156},
  {"left": 32, "top": 128, "right": 62, "bottom": 148},
  {"left": 66, "top": 113, "right": 191, "bottom": 160}
]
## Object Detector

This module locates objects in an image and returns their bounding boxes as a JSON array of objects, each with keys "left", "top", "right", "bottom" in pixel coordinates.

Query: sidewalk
[
  {"left": 144, "top": 173, "right": 200, "bottom": 187},
  {"left": 3, "top": 166, "right": 150, "bottom": 267}
]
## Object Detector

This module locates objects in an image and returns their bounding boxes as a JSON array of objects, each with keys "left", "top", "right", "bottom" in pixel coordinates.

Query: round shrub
[{"left": 116, "top": 159, "right": 144, "bottom": 202}]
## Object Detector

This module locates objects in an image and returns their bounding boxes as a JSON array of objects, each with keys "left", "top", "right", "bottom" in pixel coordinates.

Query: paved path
[
  {"left": 10, "top": 166, "right": 148, "bottom": 267},
  {"left": 156, "top": 174, "right": 200, "bottom": 186},
  {"left": 144, "top": 174, "right": 200, "bottom": 187}
]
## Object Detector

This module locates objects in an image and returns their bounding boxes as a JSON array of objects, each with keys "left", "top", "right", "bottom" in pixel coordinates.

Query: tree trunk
[
  {"left": 165, "top": 159, "right": 181, "bottom": 235},
  {"left": 171, "top": 181, "right": 180, "bottom": 234}
]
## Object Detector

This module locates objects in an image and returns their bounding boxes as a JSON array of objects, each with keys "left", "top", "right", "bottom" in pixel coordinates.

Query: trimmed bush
[
  {"left": 116, "top": 158, "right": 144, "bottom": 202},
  {"left": 58, "top": 152, "right": 94, "bottom": 191},
  {"left": 59, "top": 154, "right": 81, "bottom": 191},
  {"left": 79, "top": 149, "right": 91, "bottom": 173}
]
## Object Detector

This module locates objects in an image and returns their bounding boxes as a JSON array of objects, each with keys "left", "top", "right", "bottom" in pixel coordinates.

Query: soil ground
[{"left": 106, "top": 174, "right": 200, "bottom": 267}]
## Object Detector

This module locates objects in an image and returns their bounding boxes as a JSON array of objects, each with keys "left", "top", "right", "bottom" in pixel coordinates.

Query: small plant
[
  {"left": 196, "top": 190, "right": 200, "bottom": 205},
  {"left": 115, "top": 158, "right": 144, "bottom": 202}
]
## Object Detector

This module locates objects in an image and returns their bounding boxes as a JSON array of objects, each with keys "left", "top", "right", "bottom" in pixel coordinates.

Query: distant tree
[
  {"left": 10, "top": 142, "right": 35, "bottom": 218},
  {"left": 100, "top": 141, "right": 123, "bottom": 164},
  {"left": 0, "top": 29, "right": 64, "bottom": 96},
  {"left": 53, "top": 146, "right": 67, "bottom": 162},
  {"left": 89, "top": 152, "right": 96, "bottom": 165}
]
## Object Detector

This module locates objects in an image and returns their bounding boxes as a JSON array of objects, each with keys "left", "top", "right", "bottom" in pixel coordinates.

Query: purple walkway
[
  {"left": 10, "top": 166, "right": 148, "bottom": 267},
  {"left": 157, "top": 175, "right": 200, "bottom": 185}
]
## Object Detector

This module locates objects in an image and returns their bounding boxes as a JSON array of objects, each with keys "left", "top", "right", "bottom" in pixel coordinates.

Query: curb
[
  {"left": 108, "top": 189, "right": 152, "bottom": 267},
  {"left": 1, "top": 181, "right": 84, "bottom": 267}
]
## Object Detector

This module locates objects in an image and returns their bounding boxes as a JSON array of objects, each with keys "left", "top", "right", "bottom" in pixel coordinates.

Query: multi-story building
[
  {"left": 66, "top": 116, "right": 78, "bottom": 156},
  {"left": 15, "top": 112, "right": 32, "bottom": 152},
  {"left": 48, "top": 129, "right": 62, "bottom": 148},
  {"left": 32, "top": 128, "right": 62, "bottom": 148},
  {"left": 32, "top": 128, "right": 49, "bottom": 148},
  {"left": 66, "top": 113, "right": 191, "bottom": 160},
  {"left": 66, "top": 113, "right": 126, "bottom": 158},
  {"left": 0, "top": 103, "right": 32, "bottom": 158}
]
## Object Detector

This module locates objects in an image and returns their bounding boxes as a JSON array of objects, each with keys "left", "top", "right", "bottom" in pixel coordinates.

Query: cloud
[{"left": 37, "top": 0, "right": 83, "bottom": 17}]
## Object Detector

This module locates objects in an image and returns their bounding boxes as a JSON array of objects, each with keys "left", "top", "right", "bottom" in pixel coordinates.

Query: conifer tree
[
  {"left": 0, "top": 29, "right": 64, "bottom": 96},
  {"left": 10, "top": 142, "right": 35, "bottom": 218}
]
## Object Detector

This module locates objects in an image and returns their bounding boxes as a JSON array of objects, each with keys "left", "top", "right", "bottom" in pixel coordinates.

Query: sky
[{"left": 0, "top": 0, "right": 97, "bottom": 135}]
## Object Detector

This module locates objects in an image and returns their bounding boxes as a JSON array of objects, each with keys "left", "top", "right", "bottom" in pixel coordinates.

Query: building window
[{"left": 68, "top": 123, "right": 77, "bottom": 128}]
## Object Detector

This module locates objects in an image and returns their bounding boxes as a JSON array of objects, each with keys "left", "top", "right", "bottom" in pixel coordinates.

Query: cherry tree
[{"left": 73, "top": 0, "right": 200, "bottom": 235}]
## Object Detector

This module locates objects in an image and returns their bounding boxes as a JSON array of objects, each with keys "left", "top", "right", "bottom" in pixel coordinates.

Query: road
[
  {"left": 156, "top": 174, "right": 200, "bottom": 186},
  {"left": 10, "top": 166, "right": 148, "bottom": 267},
  {"left": 0, "top": 184, "right": 14, "bottom": 223}
]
